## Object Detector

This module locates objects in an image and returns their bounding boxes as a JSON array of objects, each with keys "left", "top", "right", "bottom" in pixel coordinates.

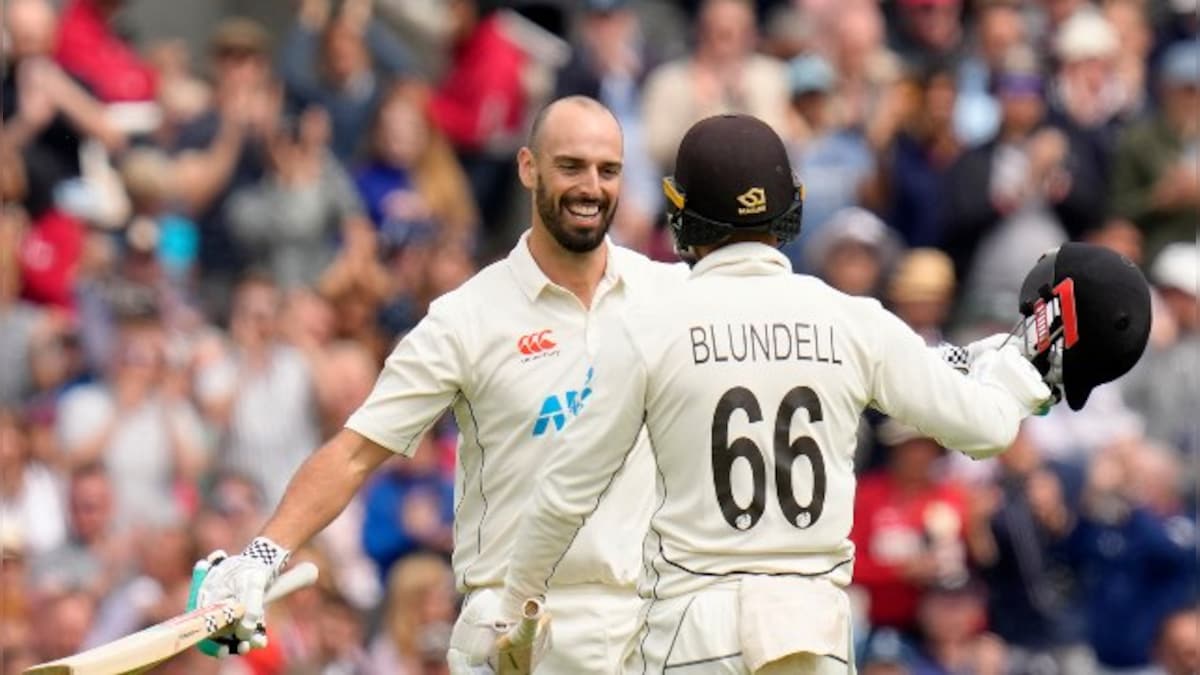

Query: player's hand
[
  {"left": 191, "top": 537, "right": 291, "bottom": 657},
  {"left": 447, "top": 591, "right": 551, "bottom": 674},
  {"left": 970, "top": 345, "right": 1054, "bottom": 416}
]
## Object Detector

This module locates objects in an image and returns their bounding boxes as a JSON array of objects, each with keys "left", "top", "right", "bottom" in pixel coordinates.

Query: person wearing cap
[
  {"left": 1045, "top": 9, "right": 1132, "bottom": 173},
  {"left": 887, "top": 247, "right": 956, "bottom": 344},
  {"left": 1110, "top": 40, "right": 1200, "bottom": 263},
  {"left": 500, "top": 113, "right": 1052, "bottom": 673}
]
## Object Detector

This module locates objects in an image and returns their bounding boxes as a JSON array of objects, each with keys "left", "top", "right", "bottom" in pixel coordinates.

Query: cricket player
[
  {"left": 192, "top": 96, "right": 684, "bottom": 673},
  {"left": 498, "top": 114, "right": 1056, "bottom": 674}
]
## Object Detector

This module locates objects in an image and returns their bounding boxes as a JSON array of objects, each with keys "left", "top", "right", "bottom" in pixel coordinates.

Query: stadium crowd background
[{"left": 0, "top": 0, "right": 1196, "bottom": 673}]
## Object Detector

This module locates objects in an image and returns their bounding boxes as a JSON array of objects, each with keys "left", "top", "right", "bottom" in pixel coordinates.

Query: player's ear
[{"left": 517, "top": 147, "right": 537, "bottom": 190}]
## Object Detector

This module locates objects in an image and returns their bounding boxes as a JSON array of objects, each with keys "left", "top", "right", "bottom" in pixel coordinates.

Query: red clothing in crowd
[
  {"left": 53, "top": 0, "right": 157, "bottom": 102},
  {"left": 19, "top": 209, "right": 85, "bottom": 311},
  {"left": 850, "top": 471, "right": 970, "bottom": 631},
  {"left": 427, "top": 14, "right": 527, "bottom": 153}
]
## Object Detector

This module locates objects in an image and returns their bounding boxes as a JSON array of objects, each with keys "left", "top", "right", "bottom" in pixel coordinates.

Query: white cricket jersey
[
  {"left": 504, "top": 243, "right": 1031, "bottom": 606},
  {"left": 346, "top": 232, "right": 685, "bottom": 592}
]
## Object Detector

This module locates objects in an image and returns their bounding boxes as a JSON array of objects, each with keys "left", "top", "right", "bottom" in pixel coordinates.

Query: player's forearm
[{"left": 259, "top": 429, "right": 392, "bottom": 552}]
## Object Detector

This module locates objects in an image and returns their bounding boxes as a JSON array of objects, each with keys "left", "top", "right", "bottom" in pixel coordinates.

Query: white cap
[
  {"left": 1054, "top": 9, "right": 1118, "bottom": 62},
  {"left": 1151, "top": 242, "right": 1198, "bottom": 297}
]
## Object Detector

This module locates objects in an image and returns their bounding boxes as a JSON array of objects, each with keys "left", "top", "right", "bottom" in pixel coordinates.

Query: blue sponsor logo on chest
[{"left": 532, "top": 367, "right": 594, "bottom": 436}]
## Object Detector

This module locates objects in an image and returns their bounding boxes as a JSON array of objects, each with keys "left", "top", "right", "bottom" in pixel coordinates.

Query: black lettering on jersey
[
  {"left": 814, "top": 322, "right": 830, "bottom": 363},
  {"left": 794, "top": 322, "right": 813, "bottom": 361},
  {"left": 771, "top": 323, "right": 792, "bottom": 360},
  {"left": 749, "top": 323, "right": 770, "bottom": 361},
  {"left": 709, "top": 325, "right": 729, "bottom": 362},
  {"left": 727, "top": 323, "right": 748, "bottom": 361},
  {"left": 830, "top": 325, "right": 843, "bottom": 364},
  {"left": 690, "top": 326, "right": 710, "bottom": 364}
]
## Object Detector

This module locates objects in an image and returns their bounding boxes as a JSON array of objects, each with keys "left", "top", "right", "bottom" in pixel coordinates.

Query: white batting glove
[
  {"left": 970, "top": 344, "right": 1054, "bottom": 415},
  {"left": 195, "top": 537, "right": 290, "bottom": 656}
]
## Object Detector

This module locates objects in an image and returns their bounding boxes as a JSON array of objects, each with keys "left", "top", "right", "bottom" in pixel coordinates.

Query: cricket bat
[{"left": 24, "top": 562, "right": 320, "bottom": 675}]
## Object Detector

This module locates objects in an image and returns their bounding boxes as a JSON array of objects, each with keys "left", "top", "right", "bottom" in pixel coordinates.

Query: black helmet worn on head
[
  {"left": 1019, "top": 242, "right": 1151, "bottom": 411},
  {"left": 663, "top": 114, "right": 804, "bottom": 251}
]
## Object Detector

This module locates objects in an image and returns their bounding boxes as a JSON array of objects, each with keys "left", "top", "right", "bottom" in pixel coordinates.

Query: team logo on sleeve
[
  {"left": 532, "top": 368, "right": 593, "bottom": 436},
  {"left": 517, "top": 329, "right": 559, "bottom": 362}
]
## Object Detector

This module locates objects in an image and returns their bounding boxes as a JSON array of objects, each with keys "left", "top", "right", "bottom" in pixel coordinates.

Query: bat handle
[
  {"left": 264, "top": 561, "right": 319, "bottom": 604},
  {"left": 506, "top": 598, "right": 545, "bottom": 647}
]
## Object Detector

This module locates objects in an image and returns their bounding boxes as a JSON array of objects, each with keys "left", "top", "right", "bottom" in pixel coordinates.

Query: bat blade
[{"left": 24, "top": 562, "right": 319, "bottom": 675}]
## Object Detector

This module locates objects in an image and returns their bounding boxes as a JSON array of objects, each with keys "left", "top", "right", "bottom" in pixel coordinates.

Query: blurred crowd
[{"left": 0, "top": 0, "right": 1196, "bottom": 674}]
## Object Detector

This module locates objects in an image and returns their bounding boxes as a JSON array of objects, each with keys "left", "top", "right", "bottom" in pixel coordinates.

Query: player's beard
[{"left": 535, "top": 178, "right": 616, "bottom": 254}]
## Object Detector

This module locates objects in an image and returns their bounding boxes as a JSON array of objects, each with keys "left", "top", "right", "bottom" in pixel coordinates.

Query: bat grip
[{"left": 506, "top": 598, "right": 545, "bottom": 648}]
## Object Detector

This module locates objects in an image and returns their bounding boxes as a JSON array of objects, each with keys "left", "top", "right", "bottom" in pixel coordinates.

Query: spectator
[
  {"left": 1121, "top": 243, "right": 1198, "bottom": 470},
  {"left": 1103, "top": 0, "right": 1154, "bottom": 116},
  {"left": 954, "top": 1, "right": 1028, "bottom": 146},
  {"left": 369, "top": 553, "right": 457, "bottom": 674},
  {"left": 54, "top": 295, "right": 208, "bottom": 529},
  {"left": 909, "top": 581, "right": 1008, "bottom": 675},
  {"left": 171, "top": 17, "right": 279, "bottom": 317},
  {"left": 942, "top": 47, "right": 1101, "bottom": 325},
  {"left": 33, "top": 463, "right": 128, "bottom": 598},
  {"left": 0, "top": 153, "right": 52, "bottom": 406},
  {"left": 642, "top": 0, "right": 789, "bottom": 171},
  {"left": 1066, "top": 441, "right": 1198, "bottom": 673},
  {"left": 0, "top": 408, "right": 66, "bottom": 557},
  {"left": 824, "top": 1, "right": 903, "bottom": 132},
  {"left": 52, "top": 0, "right": 157, "bottom": 103},
  {"left": 225, "top": 104, "right": 369, "bottom": 290},
  {"left": 886, "top": 248, "right": 956, "bottom": 344},
  {"left": 859, "top": 627, "right": 918, "bottom": 675},
  {"left": 193, "top": 275, "right": 320, "bottom": 507},
  {"left": 29, "top": 590, "right": 96, "bottom": 664},
  {"left": 555, "top": 0, "right": 663, "bottom": 250},
  {"left": 280, "top": 0, "right": 416, "bottom": 162},
  {"left": 2, "top": 0, "right": 125, "bottom": 185},
  {"left": 1046, "top": 10, "right": 1131, "bottom": 181},
  {"left": 1154, "top": 607, "right": 1199, "bottom": 675},
  {"left": 354, "top": 83, "right": 479, "bottom": 255},
  {"left": 972, "top": 427, "right": 1093, "bottom": 675},
  {"left": 889, "top": 0, "right": 968, "bottom": 69},
  {"left": 427, "top": 0, "right": 529, "bottom": 232},
  {"left": 851, "top": 420, "right": 972, "bottom": 634},
  {"left": 804, "top": 207, "right": 903, "bottom": 298},
  {"left": 781, "top": 53, "right": 876, "bottom": 269},
  {"left": 1109, "top": 40, "right": 1200, "bottom": 263}
]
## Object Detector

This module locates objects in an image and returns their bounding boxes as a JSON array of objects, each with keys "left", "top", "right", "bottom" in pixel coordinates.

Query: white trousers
[
  {"left": 448, "top": 584, "right": 644, "bottom": 675},
  {"left": 626, "top": 579, "right": 855, "bottom": 675}
]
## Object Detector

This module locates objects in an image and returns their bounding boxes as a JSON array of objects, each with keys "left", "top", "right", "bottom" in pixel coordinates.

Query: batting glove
[
  {"left": 191, "top": 537, "right": 290, "bottom": 657},
  {"left": 970, "top": 344, "right": 1054, "bottom": 416}
]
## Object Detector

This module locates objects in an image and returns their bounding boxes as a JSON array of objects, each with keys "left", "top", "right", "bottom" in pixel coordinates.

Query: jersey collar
[
  {"left": 508, "top": 229, "right": 623, "bottom": 302},
  {"left": 689, "top": 242, "right": 794, "bottom": 279}
]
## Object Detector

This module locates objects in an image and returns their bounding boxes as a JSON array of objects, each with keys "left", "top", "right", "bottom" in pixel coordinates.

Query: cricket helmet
[
  {"left": 663, "top": 114, "right": 804, "bottom": 254},
  {"left": 1018, "top": 242, "right": 1151, "bottom": 410}
]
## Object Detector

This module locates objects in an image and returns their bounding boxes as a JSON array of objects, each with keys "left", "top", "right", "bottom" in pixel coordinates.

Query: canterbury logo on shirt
[
  {"left": 517, "top": 330, "right": 559, "bottom": 362},
  {"left": 532, "top": 367, "right": 594, "bottom": 436}
]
